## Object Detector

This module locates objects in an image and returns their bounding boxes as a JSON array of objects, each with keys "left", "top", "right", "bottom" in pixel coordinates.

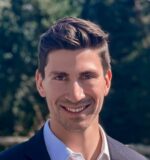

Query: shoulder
[
  {"left": 0, "top": 141, "right": 28, "bottom": 160},
  {"left": 0, "top": 127, "right": 50, "bottom": 160},
  {"left": 107, "top": 136, "right": 148, "bottom": 160},
  {"left": 0, "top": 129, "right": 40, "bottom": 160}
]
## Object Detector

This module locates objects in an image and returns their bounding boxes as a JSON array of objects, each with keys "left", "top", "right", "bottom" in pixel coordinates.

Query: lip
[{"left": 60, "top": 103, "right": 92, "bottom": 114}]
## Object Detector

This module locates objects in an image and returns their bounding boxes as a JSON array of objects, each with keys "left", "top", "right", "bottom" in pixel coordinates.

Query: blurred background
[{"left": 0, "top": 0, "right": 150, "bottom": 158}]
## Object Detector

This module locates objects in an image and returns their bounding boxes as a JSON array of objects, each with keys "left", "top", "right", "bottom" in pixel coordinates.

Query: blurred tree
[
  {"left": 0, "top": 0, "right": 149, "bottom": 145},
  {"left": 0, "top": 0, "right": 82, "bottom": 136},
  {"left": 81, "top": 0, "right": 150, "bottom": 144}
]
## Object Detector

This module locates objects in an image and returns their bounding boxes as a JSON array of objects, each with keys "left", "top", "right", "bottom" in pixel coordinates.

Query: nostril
[{"left": 64, "top": 81, "right": 86, "bottom": 102}]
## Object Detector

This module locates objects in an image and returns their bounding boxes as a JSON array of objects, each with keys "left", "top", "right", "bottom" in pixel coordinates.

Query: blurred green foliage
[
  {"left": 80, "top": 0, "right": 150, "bottom": 144},
  {"left": 0, "top": 0, "right": 150, "bottom": 144},
  {"left": 0, "top": 0, "right": 82, "bottom": 136}
]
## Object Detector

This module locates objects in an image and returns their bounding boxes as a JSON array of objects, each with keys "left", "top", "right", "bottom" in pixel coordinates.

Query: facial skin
[{"left": 36, "top": 48, "right": 112, "bottom": 137}]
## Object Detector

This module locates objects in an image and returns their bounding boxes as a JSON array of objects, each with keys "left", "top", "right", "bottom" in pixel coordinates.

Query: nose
[{"left": 65, "top": 81, "right": 86, "bottom": 103}]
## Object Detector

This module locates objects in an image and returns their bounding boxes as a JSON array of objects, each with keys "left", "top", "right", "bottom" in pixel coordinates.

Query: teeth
[
  {"left": 66, "top": 106, "right": 85, "bottom": 113},
  {"left": 61, "top": 100, "right": 92, "bottom": 113}
]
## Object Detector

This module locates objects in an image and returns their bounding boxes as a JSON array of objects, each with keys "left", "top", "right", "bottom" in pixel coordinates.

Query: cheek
[
  {"left": 44, "top": 82, "right": 66, "bottom": 103},
  {"left": 85, "top": 81, "right": 106, "bottom": 97},
  {"left": 93, "top": 88, "right": 104, "bottom": 102}
]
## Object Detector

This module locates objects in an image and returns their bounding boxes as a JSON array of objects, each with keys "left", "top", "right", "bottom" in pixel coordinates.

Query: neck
[{"left": 49, "top": 120, "right": 102, "bottom": 160}]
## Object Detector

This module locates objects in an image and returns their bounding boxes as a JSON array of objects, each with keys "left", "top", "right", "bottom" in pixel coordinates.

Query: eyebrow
[
  {"left": 49, "top": 71, "right": 68, "bottom": 76},
  {"left": 47, "top": 68, "right": 100, "bottom": 78},
  {"left": 49, "top": 69, "right": 99, "bottom": 75},
  {"left": 80, "top": 70, "right": 99, "bottom": 74},
  {"left": 80, "top": 70, "right": 100, "bottom": 76}
]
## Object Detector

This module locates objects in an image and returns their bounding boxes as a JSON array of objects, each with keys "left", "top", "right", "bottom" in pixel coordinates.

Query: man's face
[{"left": 36, "top": 49, "right": 112, "bottom": 133}]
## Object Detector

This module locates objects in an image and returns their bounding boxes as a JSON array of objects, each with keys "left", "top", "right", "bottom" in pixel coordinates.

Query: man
[{"left": 0, "top": 17, "right": 147, "bottom": 160}]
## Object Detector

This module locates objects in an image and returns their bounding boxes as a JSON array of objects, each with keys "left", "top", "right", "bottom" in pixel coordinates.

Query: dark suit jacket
[{"left": 0, "top": 128, "right": 147, "bottom": 160}]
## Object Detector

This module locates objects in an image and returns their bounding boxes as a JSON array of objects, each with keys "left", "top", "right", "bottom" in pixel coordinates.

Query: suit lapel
[
  {"left": 107, "top": 136, "right": 124, "bottom": 160},
  {"left": 24, "top": 129, "right": 121, "bottom": 160},
  {"left": 107, "top": 136, "right": 147, "bottom": 160},
  {"left": 24, "top": 127, "right": 51, "bottom": 160}
]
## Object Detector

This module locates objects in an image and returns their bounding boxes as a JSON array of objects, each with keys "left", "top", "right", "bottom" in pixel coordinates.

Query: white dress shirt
[{"left": 43, "top": 120, "right": 110, "bottom": 160}]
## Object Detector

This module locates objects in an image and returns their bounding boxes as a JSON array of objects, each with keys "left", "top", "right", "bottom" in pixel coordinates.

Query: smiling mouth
[{"left": 60, "top": 101, "right": 92, "bottom": 113}]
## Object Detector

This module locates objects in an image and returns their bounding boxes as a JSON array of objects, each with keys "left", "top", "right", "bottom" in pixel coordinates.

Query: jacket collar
[
  {"left": 107, "top": 135, "right": 125, "bottom": 160},
  {"left": 23, "top": 128, "right": 115, "bottom": 160},
  {"left": 24, "top": 127, "right": 51, "bottom": 160},
  {"left": 23, "top": 128, "right": 128, "bottom": 160}
]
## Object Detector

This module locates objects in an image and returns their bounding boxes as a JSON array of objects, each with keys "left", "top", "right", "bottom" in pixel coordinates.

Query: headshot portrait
[{"left": 0, "top": 16, "right": 148, "bottom": 160}]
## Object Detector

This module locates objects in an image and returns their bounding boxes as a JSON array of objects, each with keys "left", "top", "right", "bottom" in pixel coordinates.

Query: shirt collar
[
  {"left": 97, "top": 126, "right": 110, "bottom": 160},
  {"left": 43, "top": 120, "right": 70, "bottom": 160},
  {"left": 43, "top": 120, "right": 110, "bottom": 160},
  {"left": 66, "top": 126, "right": 110, "bottom": 160}
]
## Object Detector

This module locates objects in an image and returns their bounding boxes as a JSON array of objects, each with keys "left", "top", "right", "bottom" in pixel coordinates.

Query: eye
[
  {"left": 80, "top": 72, "right": 97, "bottom": 80},
  {"left": 53, "top": 73, "right": 68, "bottom": 81}
]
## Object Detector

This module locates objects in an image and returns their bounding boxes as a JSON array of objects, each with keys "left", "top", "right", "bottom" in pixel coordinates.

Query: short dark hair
[{"left": 38, "top": 17, "right": 111, "bottom": 78}]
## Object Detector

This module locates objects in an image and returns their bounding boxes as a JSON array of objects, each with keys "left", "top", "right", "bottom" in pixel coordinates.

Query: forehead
[{"left": 45, "top": 49, "right": 103, "bottom": 73}]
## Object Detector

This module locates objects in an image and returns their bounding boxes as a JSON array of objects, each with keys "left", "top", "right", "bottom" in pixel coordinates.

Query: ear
[
  {"left": 104, "top": 69, "right": 112, "bottom": 96},
  {"left": 35, "top": 70, "right": 46, "bottom": 97}
]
